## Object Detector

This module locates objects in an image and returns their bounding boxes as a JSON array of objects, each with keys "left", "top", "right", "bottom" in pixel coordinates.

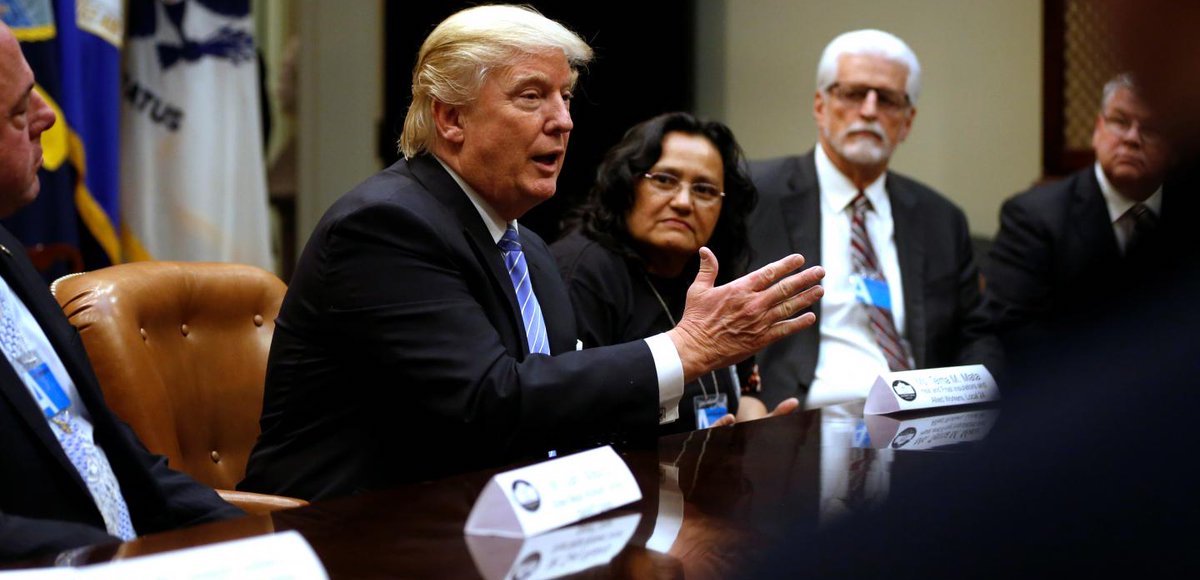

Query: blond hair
[{"left": 399, "top": 4, "right": 593, "bottom": 159}]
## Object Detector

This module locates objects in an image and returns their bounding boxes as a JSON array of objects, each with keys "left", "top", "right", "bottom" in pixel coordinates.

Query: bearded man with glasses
[{"left": 746, "top": 29, "right": 1001, "bottom": 412}]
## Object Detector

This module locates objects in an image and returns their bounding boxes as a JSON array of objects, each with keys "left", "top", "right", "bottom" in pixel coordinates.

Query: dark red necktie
[{"left": 849, "top": 192, "right": 912, "bottom": 371}]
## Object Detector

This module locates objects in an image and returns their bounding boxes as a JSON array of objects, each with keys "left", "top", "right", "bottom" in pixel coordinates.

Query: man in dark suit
[
  {"left": 747, "top": 29, "right": 1000, "bottom": 411},
  {"left": 0, "top": 21, "right": 240, "bottom": 561},
  {"left": 240, "top": 5, "right": 825, "bottom": 501},
  {"left": 985, "top": 75, "right": 1186, "bottom": 352}
]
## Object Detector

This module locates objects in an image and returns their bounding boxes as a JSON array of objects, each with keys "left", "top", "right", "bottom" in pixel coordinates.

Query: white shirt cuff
[{"left": 644, "top": 333, "right": 684, "bottom": 424}]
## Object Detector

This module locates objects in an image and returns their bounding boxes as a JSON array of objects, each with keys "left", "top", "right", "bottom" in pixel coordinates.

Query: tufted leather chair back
[{"left": 52, "top": 262, "right": 285, "bottom": 492}]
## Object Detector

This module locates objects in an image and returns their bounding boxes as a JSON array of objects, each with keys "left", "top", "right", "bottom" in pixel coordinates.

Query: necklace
[{"left": 642, "top": 274, "right": 720, "bottom": 400}]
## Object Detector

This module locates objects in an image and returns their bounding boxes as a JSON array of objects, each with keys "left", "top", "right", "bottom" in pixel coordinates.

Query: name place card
[
  {"left": 464, "top": 445, "right": 643, "bottom": 538},
  {"left": 465, "top": 512, "right": 641, "bottom": 580},
  {"left": 7, "top": 532, "right": 327, "bottom": 579},
  {"left": 864, "top": 364, "right": 998, "bottom": 415}
]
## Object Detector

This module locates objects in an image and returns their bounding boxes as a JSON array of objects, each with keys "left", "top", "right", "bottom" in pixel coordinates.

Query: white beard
[
  {"left": 825, "top": 122, "right": 893, "bottom": 166},
  {"left": 839, "top": 137, "right": 889, "bottom": 165}
]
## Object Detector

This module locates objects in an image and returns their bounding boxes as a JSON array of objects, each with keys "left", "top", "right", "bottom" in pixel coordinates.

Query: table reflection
[
  {"left": 642, "top": 402, "right": 1000, "bottom": 554},
  {"left": 5, "top": 401, "right": 999, "bottom": 578},
  {"left": 466, "top": 512, "right": 641, "bottom": 580}
]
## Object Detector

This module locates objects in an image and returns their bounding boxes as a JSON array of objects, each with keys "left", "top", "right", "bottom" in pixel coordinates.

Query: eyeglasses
[
  {"left": 826, "top": 83, "right": 911, "bottom": 113},
  {"left": 1101, "top": 114, "right": 1163, "bottom": 144},
  {"left": 641, "top": 172, "right": 725, "bottom": 206}
]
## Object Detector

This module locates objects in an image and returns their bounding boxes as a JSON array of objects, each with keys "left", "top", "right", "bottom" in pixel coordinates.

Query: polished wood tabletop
[{"left": 6, "top": 401, "right": 997, "bottom": 578}]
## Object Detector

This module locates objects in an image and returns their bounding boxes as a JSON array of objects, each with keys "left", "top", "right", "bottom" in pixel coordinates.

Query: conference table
[{"left": 5, "top": 401, "right": 997, "bottom": 578}]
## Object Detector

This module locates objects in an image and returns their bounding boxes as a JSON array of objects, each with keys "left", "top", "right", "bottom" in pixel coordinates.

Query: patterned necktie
[
  {"left": 498, "top": 225, "right": 550, "bottom": 355},
  {"left": 0, "top": 287, "right": 136, "bottom": 540},
  {"left": 1123, "top": 202, "right": 1159, "bottom": 258},
  {"left": 849, "top": 192, "right": 913, "bottom": 371}
]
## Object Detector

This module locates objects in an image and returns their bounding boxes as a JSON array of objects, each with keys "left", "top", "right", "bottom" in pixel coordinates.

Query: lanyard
[
  {"left": 0, "top": 287, "right": 74, "bottom": 432},
  {"left": 643, "top": 274, "right": 720, "bottom": 400}
]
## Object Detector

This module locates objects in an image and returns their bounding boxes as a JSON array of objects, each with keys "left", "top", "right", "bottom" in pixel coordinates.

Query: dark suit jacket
[
  {"left": 747, "top": 151, "right": 1001, "bottom": 408},
  {"left": 984, "top": 166, "right": 1195, "bottom": 352},
  {"left": 0, "top": 227, "right": 240, "bottom": 562},
  {"left": 241, "top": 155, "right": 660, "bottom": 501}
]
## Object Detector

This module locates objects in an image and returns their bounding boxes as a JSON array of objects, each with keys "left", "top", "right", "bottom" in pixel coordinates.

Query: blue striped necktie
[{"left": 498, "top": 225, "right": 550, "bottom": 355}]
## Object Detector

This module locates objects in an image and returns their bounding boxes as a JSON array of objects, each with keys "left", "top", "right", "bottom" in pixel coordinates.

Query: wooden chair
[{"left": 52, "top": 262, "right": 307, "bottom": 514}]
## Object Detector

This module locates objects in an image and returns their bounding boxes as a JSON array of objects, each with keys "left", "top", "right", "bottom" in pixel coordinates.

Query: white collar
[
  {"left": 1094, "top": 161, "right": 1163, "bottom": 224},
  {"left": 434, "top": 155, "right": 514, "bottom": 244},
  {"left": 814, "top": 143, "right": 889, "bottom": 213}
]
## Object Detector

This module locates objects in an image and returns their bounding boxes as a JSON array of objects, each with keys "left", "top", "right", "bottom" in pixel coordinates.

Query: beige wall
[
  {"left": 290, "top": 1, "right": 1040, "bottom": 239},
  {"left": 697, "top": 0, "right": 1042, "bottom": 236},
  {"left": 295, "top": 0, "right": 383, "bottom": 243}
]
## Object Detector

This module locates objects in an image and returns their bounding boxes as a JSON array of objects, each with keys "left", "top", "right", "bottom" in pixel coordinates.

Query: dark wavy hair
[{"left": 563, "top": 112, "right": 757, "bottom": 284}]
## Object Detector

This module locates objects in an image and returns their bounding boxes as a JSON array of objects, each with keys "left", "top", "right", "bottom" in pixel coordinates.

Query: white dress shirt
[
  {"left": 1094, "top": 162, "right": 1163, "bottom": 255},
  {"left": 806, "top": 145, "right": 909, "bottom": 409},
  {"left": 436, "top": 158, "right": 684, "bottom": 423}
]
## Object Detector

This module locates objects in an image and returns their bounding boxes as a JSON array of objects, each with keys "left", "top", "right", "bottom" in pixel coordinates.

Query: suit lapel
[
  {"left": 888, "top": 176, "right": 927, "bottom": 368},
  {"left": 408, "top": 155, "right": 529, "bottom": 356},
  {"left": 779, "top": 153, "right": 823, "bottom": 320},
  {"left": 462, "top": 222, "right": 528, "bottom": 357},
  {"left": 0, "top": 236, "right": 94, "bottom": 493},
  {"left": 770, "top": 152, "right": 825, "bottom": 388},
  {"left": 522, "top": 232, "right": 573, "bottom": 355},
  {"left": 1071, "top": 169, "right": 1121, "bottom": 264},
  {"left": 0, "top": 354, "right": 78, "bottom": 482}
]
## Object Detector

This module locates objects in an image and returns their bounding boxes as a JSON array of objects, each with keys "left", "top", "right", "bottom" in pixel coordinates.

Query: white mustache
[{"left": 839, "top": 122, "right": 887, "bottom": 143}]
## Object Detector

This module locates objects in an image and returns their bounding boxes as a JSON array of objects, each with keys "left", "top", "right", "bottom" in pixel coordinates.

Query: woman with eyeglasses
[{"left": 552, "top": 112, "right": 798, "bottom": 433}]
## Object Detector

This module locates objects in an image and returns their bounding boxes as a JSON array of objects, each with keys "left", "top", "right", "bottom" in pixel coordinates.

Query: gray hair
[
  {"left": 815, "top": 29, "right": 922, "bottom": 105},
  {"left": 1100, "top": 73, "right": 1137, "bottom": 110},
  {"left": 399, "top": 4, "right": 593, "bottom": 159}
]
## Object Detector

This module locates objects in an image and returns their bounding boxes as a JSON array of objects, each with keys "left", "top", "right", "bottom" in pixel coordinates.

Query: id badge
[
  {"left": 694, "top": 393, "right": 729, "bottom": 429},
  {"left": 850, "top": 274, "right": 893, "bottom": 312},
  {"left": 852, "top": 419, "right": 873, "bottom": 449},
  {"left": 27, "top": 362, "right": 70, "bottom": 418}
]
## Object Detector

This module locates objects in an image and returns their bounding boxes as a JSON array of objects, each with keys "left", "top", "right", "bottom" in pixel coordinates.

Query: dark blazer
[
  {"left": 984, "top": 166, "right": 1194, "bottom": 352},
  {"left": 241, "top": 155, "right": 659, "bottom": 501},
  {"left": 747, "top": 151, "right": 1001, "bottom": 408},
  {"left": 0, "top": 227, "right": 240, "bottom": 562}
]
